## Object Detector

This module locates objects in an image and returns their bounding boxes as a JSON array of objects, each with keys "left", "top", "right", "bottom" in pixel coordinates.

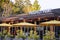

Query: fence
[{"left": 0, "top": 26, "right": 60, "bottom": 40}]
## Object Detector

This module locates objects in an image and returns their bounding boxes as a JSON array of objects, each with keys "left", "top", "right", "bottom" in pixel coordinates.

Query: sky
[{"left": 11, "top": 0, "right": 60, "bottom": 10}]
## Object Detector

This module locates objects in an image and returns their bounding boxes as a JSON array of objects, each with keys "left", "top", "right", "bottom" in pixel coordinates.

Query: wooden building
[{"left": 0, "top": 8, "right": 60, "bottom": 36}]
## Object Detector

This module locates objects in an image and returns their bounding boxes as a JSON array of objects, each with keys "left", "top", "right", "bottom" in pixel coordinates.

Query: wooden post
[
  {"left": 10, "top": 20, "right": 14, "bottom": 24},
  {"left": 9, "top": 27, "right": 10, "bottom": 34},
  {"left": 42, "top": 26, "right": 44, "bottom": 40},
  {"left": 50, "top": 25, "right": 54, "bottom": 32},
  {"left": 34, "top": 21, "right": 36, "bottom": 31},
  {"left": 20, "top": 27, "right": 22, "bottom": 31},
  {"left": 8, "top": 23, "right": 11, "bottom": 34},
  {"left": 16, "top": 20, "right": 19, "bottom": 23},
  {"left": 24, "top": 27, "right": 25, "bottom": 33},
  {"left": 23, "top": 19, "right": 26, "bottom": 22},
  {"left": 10, "top": 20, "right": 14, "bottom": 34},
  {"left": 27, "top": 27, "right": 29, "bottom": 33},
  {"left": 50, "top": 25, "right": 55, "bottom": 39},
  {"left": 34, "top": 27, "right": 36, "bottom": 31},
  {"left": 14, "top": 27, "right": 16, "bottom": 35},
  {"left": 57, "top": 18, "right": 59, "bottom": 21},
  {"left": 45, "top": 26, "right": 48, "bottom": 33},
  {"left": 38, "top": 18, "right": 40, "bottom": 21}
]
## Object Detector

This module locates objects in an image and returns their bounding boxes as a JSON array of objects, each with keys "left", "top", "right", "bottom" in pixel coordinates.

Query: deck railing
[{"left": 0, "top": 26, "right": 60, "bottom": 40}]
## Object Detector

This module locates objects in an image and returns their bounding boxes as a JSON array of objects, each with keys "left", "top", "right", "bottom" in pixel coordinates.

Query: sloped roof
[{"left": 1, "top": 8, "right": 60, "bottom": 21}]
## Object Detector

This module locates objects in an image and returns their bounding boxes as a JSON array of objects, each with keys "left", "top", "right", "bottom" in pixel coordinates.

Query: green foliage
[
  {"left": 14, "top": 0, "right": 24, "bottom": 14},
  {"left": 23, "top": 0, "right": 32, "bottom": 14},
  {"left": 0, "top": 0, "right": 13, "bottom": 17},
  {"left": 0, "top": 30, "right": 7, "bottom": 37},
  {"left": 3, "top": 30, "right": 7, "bottom": 35},
  {"left": 28, "top": 30, "right": 34, "bottom": 39},
  {"left": 16, "top": 30, "right": 26, "bottom": 39},
  {"left": 12, "top": 6, "right": 20, "bottom": 13},
  {"left": 0, "top": 30, "right": 7, "bottom": 40},
  {"left": 33, "top": 0, "right": 40, "bottom": 11},
  {"left": 43, "top": 31, "right": 55, "bottom": 40},
  {"left": 33, "top": 31, "right": 39, "bottom": 40},
  {"left": 0, "top": 32, "right": 2, "bottom": 37},
  {"left": 28, "top": 30, "right": 39, "bottom": 40},
  {"left": 0, "top": 6, "right": 3, "bottom": 12},
  {"left": 6, "top": 33, "right": 13, "bottom": 38},
  {"left": 0, "top": 0, "right": 41, "bottom": 16}
]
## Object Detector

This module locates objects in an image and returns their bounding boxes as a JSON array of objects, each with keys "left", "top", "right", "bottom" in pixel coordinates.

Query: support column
[
  {"left": 8, "top": 23, "right": 11, "bottom": 34},
  {"left": 57, "top": 18, "right": 59, "bottom": 21},
  {"left": 50, "top": 25, "right": 55, "bottom": 39},
  {"left": 34, "top": 21, "right": 36, "bottom": 31},
  {"left": 23, "top": 19, "right": 26, "bottom": 22},
  {"left": 14, "top": 27, "right": 16, "bottom": 35},
  {"left": 38, "top": 18, "right": 40, "bottom": 21},
  {"left": 46, "top": 26, "right": 48, "bottom": 33},
  {"left": 20, "top": 27, "right": 22, "bottom": 31},
  {"left": 10, "top": 20, "right": 14, "bottom": 24},
  {"left": 50, "top": 25, "right": 54, "bottom": 32},
  {"left": 9, "top": 27, "right": 10, "bottom": 34},
  {"left": 16, "top": 20, "right": 19, "bottom": 23}
]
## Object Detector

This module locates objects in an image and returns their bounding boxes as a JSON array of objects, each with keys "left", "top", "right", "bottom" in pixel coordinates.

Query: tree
[
  {"left": 0, "top": 0, "right": 41, "bottom": 16},
  {"left": 23, "top": 0, "right": 33, "bottom": 14},
  {"left": 14, "top": 0, "right": 24, "bottom": 14},
  {"left": 0, "top": 0, "right": 10, "bottom": 7},
  {"left": 0, "top": 0, "right": 14, "bottom": 17},
  {"left": 2, "top": 0, "right": 13, "bottom": 17},
  {"left": 32, "top": 0, "right": 41, "bottom": 11},
  {"left": 0, "top": 0, "right": 4, "bottom": 16},
  {"left": 23, "top": 0, "right": 41, "bottom": 14},
  {"left": 12, "top": 5, "right": 20, "bottom": 14}
]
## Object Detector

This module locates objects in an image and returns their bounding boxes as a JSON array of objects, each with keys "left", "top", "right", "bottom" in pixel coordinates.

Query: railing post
[
  {"left": 46, "top": 26, "right": 48, "bottom": 33},
  {"left": 57, "top": 18, "right": 59, "bottom": 21},
  {"left": 8, "top": 23, "right": 11, "bottom": 34},
  {"left": 23, "top": 19, "right": 26, "bottom": 22},
  {"left": 50, "top": 25, "right": 54, "bottom": 40},
  {"left": 42, "top": 26, "right": 44, "bottom": 40},
  {"left": 34, "top": 21, "right": 36, "bottom": 32},
  {"left": 20, "top": 27, "right": 22, "bottom": 31},
  {"left": 24, "top": 27, "right": 25, "bottom": 33},
  {"left": 50, "top": 25, "right": 54, "bottom": 32}
]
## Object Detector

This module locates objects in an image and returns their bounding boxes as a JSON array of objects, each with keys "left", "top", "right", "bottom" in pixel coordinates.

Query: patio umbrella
[
  {"left": 13, "top": 22, "right": 37, "bottom": 27},
  {"left": 0, "top": 23, "right": 12, "bottom": 33},
  {"left": 40, "top": 20, "right": 60, "bottom": 32},
  {"left": 0, "top": 23, "right": 12, "bottom": 27},
  {"left": 13, "top": 22, "right": 37, "bottom": 33},
  {"left": 40, "top": 20, "right": 60, "bottom": 39},
  {"left": 40, "top": 20, "right": 60, "bottom": 26}
]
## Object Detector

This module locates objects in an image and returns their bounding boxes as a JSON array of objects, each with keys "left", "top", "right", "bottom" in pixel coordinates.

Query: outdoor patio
[
  {"left": 0, "top": 20, "right": 60, "bottom": 40},
  {"left": 0, "top": 9, "right": 60, "bottom": 40}
]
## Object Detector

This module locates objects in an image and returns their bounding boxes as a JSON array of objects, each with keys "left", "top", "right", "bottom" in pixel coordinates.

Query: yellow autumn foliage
[
  {"left": 23, "top": 5, "right": 33, "bottom": 14},
  {"left": 23, "top": 0, "right": 41, "bottom": 14}
]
